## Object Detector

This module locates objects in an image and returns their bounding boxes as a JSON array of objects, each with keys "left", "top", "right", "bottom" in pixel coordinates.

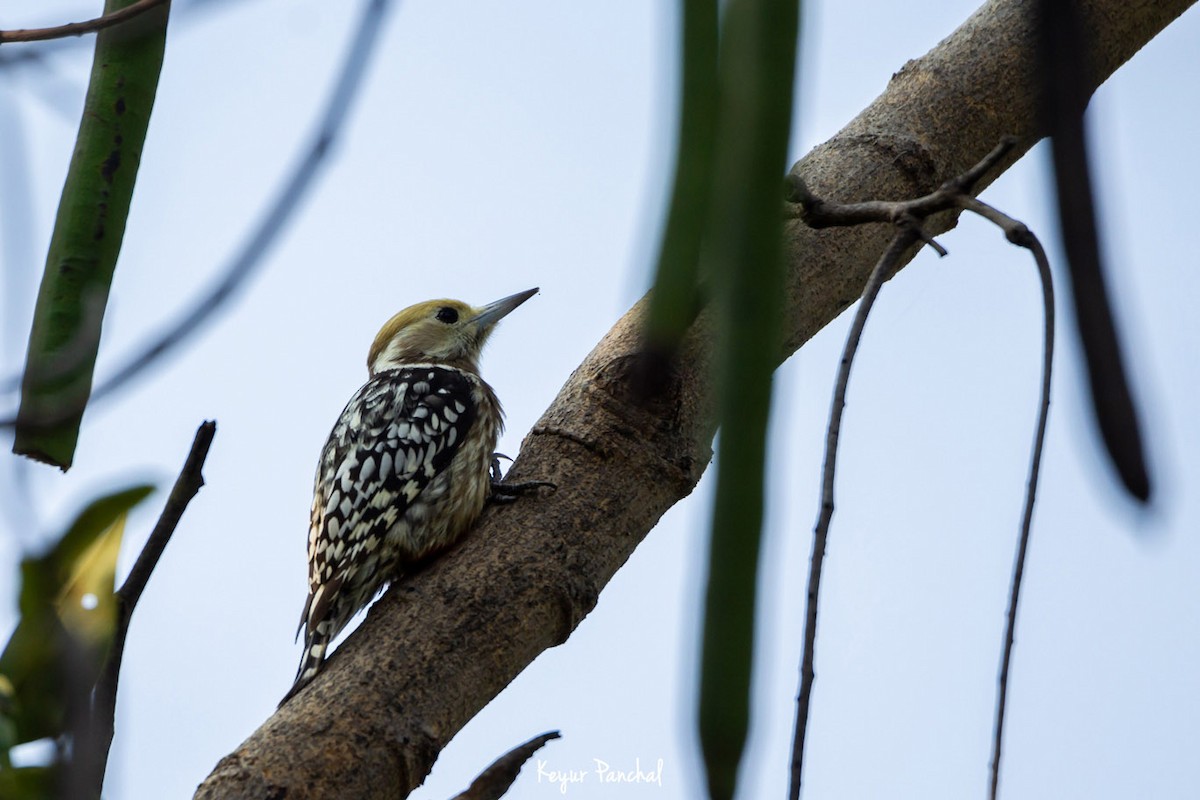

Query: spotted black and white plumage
[{"left": 283, "top": 290, "right": 539, "bottom": 703}]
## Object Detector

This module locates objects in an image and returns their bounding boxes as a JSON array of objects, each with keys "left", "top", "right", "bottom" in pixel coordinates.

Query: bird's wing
[{"left": 303, "top": 366, "right": 478, "bottom": 630}]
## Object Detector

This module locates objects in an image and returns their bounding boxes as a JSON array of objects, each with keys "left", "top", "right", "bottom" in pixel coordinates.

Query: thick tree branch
[{"left": 195, "top": 0, "right": 1195, "bottom": 797}]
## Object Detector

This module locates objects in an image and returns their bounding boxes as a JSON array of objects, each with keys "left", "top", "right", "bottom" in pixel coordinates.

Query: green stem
[
  {"left": 643, "top": 0, "right": 719, "bottom": 354},
  {"left": 14, "top": 0, "right": 170, "bottom": 469},
  {"left": 698, "top": 0, "right": 800, "bottom": 798}
]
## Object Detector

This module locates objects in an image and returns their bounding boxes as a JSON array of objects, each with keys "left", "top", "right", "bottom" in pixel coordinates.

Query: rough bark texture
[{"left": 195, "top": 0, "right": 1195, "bottom": 797}]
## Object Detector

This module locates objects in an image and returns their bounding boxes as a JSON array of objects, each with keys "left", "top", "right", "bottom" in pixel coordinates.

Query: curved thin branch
[
  {"left": 961, "top": 197, "right": 1056, "bottom": 800},
  {"left": 783, "top": 155, "right": 1057, "bottom": 799},
  {"left": 0, "top": 0, "right": 393, "bottom": 431},
  {"left": 789, "top": 224, "right": 923, "bottom": 800},
  {"left": 0, "top": 0, "right": 170, "bottom": 45},
  {"left": 85, "top": 0, "right": 390, "bottom": 405}
]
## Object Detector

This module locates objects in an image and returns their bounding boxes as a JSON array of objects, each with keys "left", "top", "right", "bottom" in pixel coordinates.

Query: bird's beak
[{"left": 470, "top": 288, "right": 539, "bottom": 330}]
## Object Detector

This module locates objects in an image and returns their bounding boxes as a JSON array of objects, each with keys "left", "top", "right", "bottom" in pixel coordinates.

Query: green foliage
[
  {"left": 0, "top": 485, "right": 153, "bottom": 775},
  {"left": 13, "top": 0, "right": 170, "bottom": 469},
  {"left": 0, "top": 765, "right": 56, "bottom": 800},
  {"left": 642, "top": 0, "right": 801, "bottom": 797},
  {"left": 697, "top": 0, "right": 800, "bottom": 794},
  {"left": 643, "top": 0, "right": 718, "bottom": 355}
]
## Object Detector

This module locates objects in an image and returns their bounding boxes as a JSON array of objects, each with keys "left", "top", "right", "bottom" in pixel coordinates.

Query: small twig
[
  {"left": 783, "top": 137, "right": 1019, "bottom": 226},
  {"left": 0, "top": 0, "right": 392, "bottom": 431},
  {"left": 960, "top": 197, "right": 1056, "bottom": 800},
  {"left": 118, "top": 421, "right": 217, "bottom": 606},
  {"left": 0, "top": 0, "right": 170, "bottom": 45},
  {"left": 786, "top": 139, "right": 1053, "bottom": 800},
  {"left": 449, "top": 731, "right": 561, "bottom": 800},
  {"left": 76, "top": 420, "right": 217, "bottom": 795},
  {"left": 0, "top": 0, "right": 251, "bottom": 69},
  {"left": 788, "top": 226, "right": 921, "bottom": 800}
]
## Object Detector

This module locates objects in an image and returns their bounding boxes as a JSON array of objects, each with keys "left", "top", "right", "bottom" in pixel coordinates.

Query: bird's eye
[{"left": 435, "top": 307, "right": 459, "bottom": 324}]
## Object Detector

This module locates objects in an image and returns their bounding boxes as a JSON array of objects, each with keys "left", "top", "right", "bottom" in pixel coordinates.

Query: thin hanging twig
[
  {"left": 789, "top": 224, "right": 924, "bottom": 800},
  {"left": 785, "top": 137, "right": 1055, "bottom": 799},
  {"left": 962, "top": 197, "right": 1056, "bottom": 800}
]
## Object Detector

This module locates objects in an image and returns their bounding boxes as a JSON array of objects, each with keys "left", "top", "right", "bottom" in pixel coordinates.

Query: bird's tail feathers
[{"left": 280, "top": 622, "right": 331, "bottom": 706}]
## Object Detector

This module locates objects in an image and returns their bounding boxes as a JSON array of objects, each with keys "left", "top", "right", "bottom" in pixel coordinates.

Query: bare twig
[
  {"left": 0, "top": 0, "right": 392, "bottom": 430},
  {"left": 784, "top": 136, "right": 1019, "bottom": 226},
  {"left": 0, "top": 0, "right": 253, "bottom": 70},
  {"left": 960, "top": 198, "right": 1056, "bottom": 800},
  {"left": 785, "top": 138, "right": 1055, "bottom": 800},
  {"left": 0, "top": 0, "right": 170, "bottom": 45},
  {"left": 788, "top": 224, "right": 924, "bottom": 800},
  {"left": 76, "top": 420, "right": 217, "bottom": 795},
  {"left": 449, "top": 731, "right": 561, "bottom": 800}
]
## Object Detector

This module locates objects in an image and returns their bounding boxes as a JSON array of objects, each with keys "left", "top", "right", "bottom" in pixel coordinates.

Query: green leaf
[
  {"left": 643, "top": 0, "right": 719, "bottom": 357},
  {"left": 0, "top": 764, "right": 58, "bottom": 800},
  {"left": 13, "top": 0, "right": 171, "bottom": 469},
  {"left": 0, "top": 599, "right": 65, "bottom": 748},
  {"left": 55, "top": 513, "right": 127, "bottom": 658},
  {"left": 0, "top": 673, "right": 17, "bottom": 767},
  {"left": 0, "top": 485, "right": 153, "bottom": 747},
  {"left": 37, "top": 484, "right": 152, "bottom": 598},
  {"left": 696, "top": 0, "right": 801, "bottom": 797}
]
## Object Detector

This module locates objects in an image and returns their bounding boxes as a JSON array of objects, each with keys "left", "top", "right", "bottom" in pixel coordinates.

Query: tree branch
[
  {"left": 448, "top": 731, "right": 561, "bottom": 800},
  {"left": 781, "top": 153, "right": 1058, "bottom": 799},
  {"left": 789, "top": 223, "right": 924, "bottom": 800},
  {"left": 963, "top": 199, "right": 1057, "bottom": 800},
  {"left": 78, "top": 421, "right": 217, "bottom": 795},
  {"left": 195, "top": 0, "right": 1196, "bottom": 797},
  {"left": 0, "top": 0, "right": 170, "bottom": 45}
]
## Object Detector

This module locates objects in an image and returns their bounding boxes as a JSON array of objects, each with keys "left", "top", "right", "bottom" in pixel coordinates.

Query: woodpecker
[{"left": 284, "top": 288, "right": 543, "bottom": 703}]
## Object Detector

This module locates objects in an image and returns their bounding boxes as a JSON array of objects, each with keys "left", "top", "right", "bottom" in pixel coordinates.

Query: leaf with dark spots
[
  {"left": 12, "top": 0, "right": 169, "bottom": 468},
  {"left": 93, "top": 208, "right": 107, "bottom": 241},
  {"left": 101, "top": 150, "right": 121, "bottom": 183}
]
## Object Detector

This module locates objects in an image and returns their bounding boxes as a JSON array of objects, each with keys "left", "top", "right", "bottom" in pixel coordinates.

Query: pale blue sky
[{"left": 2, "top": 1, "right": 1198, "bottom": 798}]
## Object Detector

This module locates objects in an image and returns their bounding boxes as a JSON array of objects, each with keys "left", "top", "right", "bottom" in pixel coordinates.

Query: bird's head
[{"left": 367, "top": 288, "right": 538, "bottom": 375}]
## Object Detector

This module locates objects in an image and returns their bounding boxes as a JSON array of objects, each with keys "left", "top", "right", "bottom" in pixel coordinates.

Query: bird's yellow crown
[{"left": 367, "top": 288, "right": 537, "bottom": 375}]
